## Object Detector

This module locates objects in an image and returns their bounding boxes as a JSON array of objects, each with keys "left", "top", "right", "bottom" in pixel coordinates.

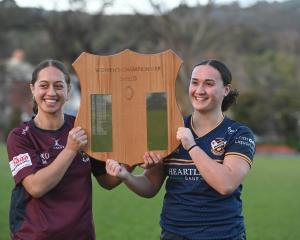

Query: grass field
[{"left": 1, "top": 144, "right": 299, "bottom": 240}]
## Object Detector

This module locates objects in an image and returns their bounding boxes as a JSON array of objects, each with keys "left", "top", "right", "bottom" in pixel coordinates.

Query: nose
[
  {"left": 47, "top": 85, "right": 56, "bottom": 95},
  {"left": 195, "top": 84, "right": 205, "bottom": 94}
]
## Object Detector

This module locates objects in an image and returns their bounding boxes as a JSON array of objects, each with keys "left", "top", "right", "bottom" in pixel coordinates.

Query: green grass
[
  {"left": 1, "top": 143, "right": 300, "bottom": 239},
  {"left": 0, "top": 144, "right": 13, "bottom": 240},
  {"left": 243, "top": 155, "right": 300, "bottom": 239}
]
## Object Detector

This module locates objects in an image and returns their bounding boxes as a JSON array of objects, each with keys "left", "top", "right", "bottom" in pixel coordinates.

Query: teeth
[
  {"left": 195, "top": 97, "right": 205, "bottom": 101},
  {"left": 45, "top": 99, "right": 56, "bottom": 103}
]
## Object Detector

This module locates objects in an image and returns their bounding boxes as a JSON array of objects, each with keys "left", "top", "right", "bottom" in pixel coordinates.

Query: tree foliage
[{"left": 233, "top": 50, "right": 300, "bottom": 148}]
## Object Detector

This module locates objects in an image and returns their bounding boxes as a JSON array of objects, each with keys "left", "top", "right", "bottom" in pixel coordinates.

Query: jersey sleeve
[
  {"left": 6, "top": 128, "right": 40, "bottom": 185},
  {"left": 225, "top": 126, "right": 256, "bottom": 167},
  {"left": 90, "top": 158, "right": 106, "bottom": 177}
]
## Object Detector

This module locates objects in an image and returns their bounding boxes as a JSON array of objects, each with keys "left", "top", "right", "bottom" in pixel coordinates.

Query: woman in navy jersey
[
  {"left": 106, "top": 59, "right": 255, "bottom": 240},
  {"left": 6, "top": 59, "right": 121, "bottom": 240}
]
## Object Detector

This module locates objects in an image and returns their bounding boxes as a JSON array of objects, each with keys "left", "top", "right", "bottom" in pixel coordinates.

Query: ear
[
  {"left": 224, "top": 84, "right": 231, "bottom": 96},
  {"left": 30, "top": 83, "right": 34, "bottom": 95},
  {"left": 66, "top": 84, "right": 72, "bottom": 101}
]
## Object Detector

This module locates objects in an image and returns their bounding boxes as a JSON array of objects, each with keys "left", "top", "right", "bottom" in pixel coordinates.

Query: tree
[
  {"left": 44, "top": 0, "right": 114, "bottom": 63},
  {"left": 232, "top": 50, "right": 300, "bottom": 148}
]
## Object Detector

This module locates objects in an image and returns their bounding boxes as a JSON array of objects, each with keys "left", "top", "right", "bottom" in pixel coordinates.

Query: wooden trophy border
[{"left": 73, "top": 49, "right": 183, "bottom": 166}]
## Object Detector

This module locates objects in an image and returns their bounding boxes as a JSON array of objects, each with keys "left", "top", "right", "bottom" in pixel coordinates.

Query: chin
[
  {"left": 192, "top": 102, "right": 205, "bottom": 110},
  {"left": 42, "top": 108, "right": 61, "bottom": 114},
  {"left": 192, "top": 105, "right": 210, "bottom": 113}
]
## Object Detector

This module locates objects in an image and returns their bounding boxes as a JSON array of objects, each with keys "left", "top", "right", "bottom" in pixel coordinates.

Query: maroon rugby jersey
[{"left": 7, "top": 114, "right": 106, "bottom": 240}]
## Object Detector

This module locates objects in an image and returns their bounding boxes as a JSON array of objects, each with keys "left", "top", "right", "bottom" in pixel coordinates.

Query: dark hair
[
  {"left": 31, "top": 59, "right": 71, "bottom": 114},
  {"left": 193, "top": 59, "right": 239, "bottom": 112}
]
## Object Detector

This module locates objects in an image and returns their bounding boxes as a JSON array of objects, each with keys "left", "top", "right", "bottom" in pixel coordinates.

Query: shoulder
[
  {"left": 183, "top": 114, "right": 192, "bottom": 128},
  {"left": 7, "top": 121, "right": 31, "bottom": 145},
  {"left": 224, "top": 117, "right": 256, "bottom": 162},
  {"left": 6, "top": 121, "right": 35, "bottom": 161},
  {"left": 64, "top": 114, "right": 76, "bottom": 128},
  {"left": 64, "top": 113, "right": 76, "bottom": 122},
  {"left": 224, "top": 117, "right": 255, "bottom": 138}
]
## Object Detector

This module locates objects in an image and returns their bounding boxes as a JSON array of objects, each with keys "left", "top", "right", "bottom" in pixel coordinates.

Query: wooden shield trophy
[{"left": 73, "top": 49, "right": 183, "bottom": 166}]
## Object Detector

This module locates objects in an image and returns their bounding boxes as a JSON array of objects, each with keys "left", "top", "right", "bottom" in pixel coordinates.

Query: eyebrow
[
  {"left": 37, "top": 80, "right": 65, "bottom": 84},
  {"left": 191, "top": 77, "right": 216, "bottom": 82}
]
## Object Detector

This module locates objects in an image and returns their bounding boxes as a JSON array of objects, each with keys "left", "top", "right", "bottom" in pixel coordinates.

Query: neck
[
  {"left": 191, "top": 110, "right": 224, "bottom": 137},
  {"left": 34, "top": 112, "right": 65, "bottom": 130}
]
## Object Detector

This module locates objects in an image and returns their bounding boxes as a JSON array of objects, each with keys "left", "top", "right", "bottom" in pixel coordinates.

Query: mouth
[
  {"left": 44, "top": 99, "right": 58, "bottom": 107},
  {"left": 44, "top": 99, "right": 57, "bottom": 103},
  {"left": 194, "top": 96, "right": 207, "bottom": 102}
]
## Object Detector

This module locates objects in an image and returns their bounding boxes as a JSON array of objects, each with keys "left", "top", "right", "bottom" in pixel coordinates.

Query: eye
[
  {"left": 205, "top": 80, "right": 215, "bottom": 86},
  {"left": 54, "top": 83, "right": 65, "bottom": 90},
  {"left": 39, "top": 84, "right": 48, "bottom": 89},
  {"left": 190, "top": 79, "right": 198, "bottom": 85}
]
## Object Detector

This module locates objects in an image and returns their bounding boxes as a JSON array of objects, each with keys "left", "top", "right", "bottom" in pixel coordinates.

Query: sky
[{"left": 15, "top": 0, "right": 287, "bottom": 14}]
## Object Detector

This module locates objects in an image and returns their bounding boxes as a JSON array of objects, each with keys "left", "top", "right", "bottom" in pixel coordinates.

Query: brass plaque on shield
[{"left": 73, "top": 49, "right": 183, "bottom": 166}]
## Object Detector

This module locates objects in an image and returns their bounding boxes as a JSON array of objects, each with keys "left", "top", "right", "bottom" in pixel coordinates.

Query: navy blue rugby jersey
[
  {"left": 160, "top": 115, "right": 255, "bottom": 240},
  {"left": 6, "top": 114, "right": 106, "bottom": 240}
]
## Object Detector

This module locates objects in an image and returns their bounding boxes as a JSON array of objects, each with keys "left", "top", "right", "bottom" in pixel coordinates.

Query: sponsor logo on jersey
[
  {"left": 227, "top": 126, "right": 237, "bottom": 135},
  {"left": 234, "top": 136, "right": 255, "bottom": 152},
  {"left": 211, "top": 138, "right": 227, "bottom": 156},
  {"left": 53, "top": 138, "right": 64, "bottom": 150},
  {"left": 40, "top": 152, "right": 50, "bottom": 164},
  {"left": 168, "top": 166, "right": 201, "bottom": 181},
  {"left": 9, "top": 153, "right": 32, "bottom": 176},
  {"left": 22, "top": 126, "right": 29, "bottom": 135},
  {"left": 80, "top": 152, "right": 90, "bottom": 163}
]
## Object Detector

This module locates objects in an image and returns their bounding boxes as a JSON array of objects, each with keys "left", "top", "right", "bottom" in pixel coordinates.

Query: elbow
[
  {"left": 26, "top": 186, "right": 45, "bottom": 198},
  {"left": 102, "top": 184, "right": 117, "bottom": 190},
  {"left": 97, "top": 179, "right": 120, "bottom": 190},
  {"left": 142, "top": 192, "right": 156, "bottom": 199},
  {"left": 216, "top": 185, "right": 236, "bottom": 196},
  {"left": 31, "top": 193, "right": 44, "bottom": 198},
  {"left": 22, "top": 176, "right": 48, "bottom": 198},
  {"left": 136, "top": 189, "right": 159, "bottom": 198},
  {"left": 218, "top": 189, "right": 234, "bottom": 196}
]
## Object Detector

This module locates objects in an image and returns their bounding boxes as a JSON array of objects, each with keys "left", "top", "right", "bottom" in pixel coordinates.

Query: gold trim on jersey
[
  {"left": 164, "top": 158, "right": 194, "bottom": 165},
  {"left": 225, "top": 152, "right": 253, "bottom": 167},
  {"left": 164, "top": 158, "right": 224, "bottom": 165}
]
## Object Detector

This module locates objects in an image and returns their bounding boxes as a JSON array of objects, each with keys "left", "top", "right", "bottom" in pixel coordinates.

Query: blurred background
[
  {"left": 0, "top": 1, "right": 300, "bottom": 239},
  {"left": 0, "top": 0, "right": 300, "bottom": 153}
]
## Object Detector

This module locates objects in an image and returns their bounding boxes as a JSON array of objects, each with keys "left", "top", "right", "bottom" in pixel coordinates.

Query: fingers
[
  {"left": 176, "top": 127, "right": 196, "bottom": 150},
  {"left": 69, "top": 127, "right": 87, "bottom": 147},
  {"left": 176, "top": 127, "right": 188, "bottom": 141},
  {"left": 106, "top": 159, "right": 122, "bottom": 176},
  {"left": 176, "top": 127, "right": 182, "bottom": 140},
  {"left": 140, "top": 152, "right": 162, "bottom": 169}
]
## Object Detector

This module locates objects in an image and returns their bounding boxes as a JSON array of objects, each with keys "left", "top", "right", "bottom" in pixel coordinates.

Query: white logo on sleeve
[{"left": 9, "top": 153, "right": 32, "bottom": 176}]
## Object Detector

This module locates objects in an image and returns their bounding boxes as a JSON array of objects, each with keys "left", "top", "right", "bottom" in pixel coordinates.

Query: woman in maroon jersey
[{"left": 7, "top": 59, "right": 121, "bottom": 240}]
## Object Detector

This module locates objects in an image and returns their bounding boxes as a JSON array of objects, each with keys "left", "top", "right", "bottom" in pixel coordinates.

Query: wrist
[
  {"left": 118, "top": 170, "right": 131, "bottom": 181},
  {"left": 187, "top": 144, "right": 198, "bottom": 153},
  {"left": 62, "top": 148, "right": 77, "bottom": 157},
  {"left": 120, "top": 173, "right": 132, "bottom": 183}
]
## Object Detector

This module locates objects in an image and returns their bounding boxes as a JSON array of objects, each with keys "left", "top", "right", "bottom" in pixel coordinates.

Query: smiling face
[
  {"left": 189, "top": 65, "right": 230, "bottom": 114},
  {"left": 30, "top": 66, "right": 70, "bottom": 116}
]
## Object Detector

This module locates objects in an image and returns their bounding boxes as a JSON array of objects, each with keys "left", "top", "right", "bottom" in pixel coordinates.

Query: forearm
[
  {"left": 23, "top": 148, "right": 77, "bottom": 198},
  {"left": 105, "top": 159, "right": 164, "bottom": 197},
  {"left": 96, "top": 174, "right": 122, "bottom": 190},
  {"left": 123, "top": 173, "right": 159, "bottom": 198},
  {"left": 189, "top": 147, "right": 242, "bottom": 195},
  {"left": 97, "top": 164, "right": 136, "bottom": 190}
]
